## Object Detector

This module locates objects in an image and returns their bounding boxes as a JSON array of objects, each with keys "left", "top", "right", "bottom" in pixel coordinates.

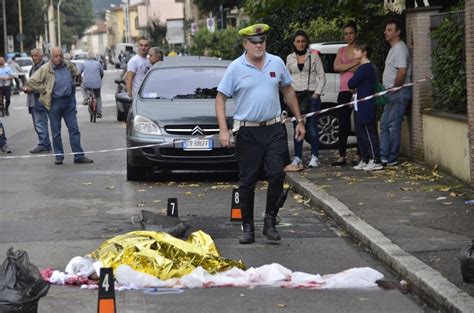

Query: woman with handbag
[
  {"left": 333, "top": 21, "right": 361, "bottom": 166},
  {"left": 286, "top": 30, "right": 326, "bottom": 169}
]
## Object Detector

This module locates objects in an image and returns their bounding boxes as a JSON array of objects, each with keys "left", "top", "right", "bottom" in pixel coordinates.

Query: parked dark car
[{"left": 116, "top": 57, "right": 237, "bottom": 181}]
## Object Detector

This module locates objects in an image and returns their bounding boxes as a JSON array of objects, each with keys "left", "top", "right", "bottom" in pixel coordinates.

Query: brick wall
[
  {"left": 466, "top": 0, "right": 474, "bottom": 185},
  {"left": 405, "top": 7, "right": 440, "bottom": 161}
]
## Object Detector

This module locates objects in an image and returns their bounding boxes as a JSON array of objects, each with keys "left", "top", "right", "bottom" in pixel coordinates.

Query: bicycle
[{"left": 85, "top": 88, "right": 97, "bottom": 123}]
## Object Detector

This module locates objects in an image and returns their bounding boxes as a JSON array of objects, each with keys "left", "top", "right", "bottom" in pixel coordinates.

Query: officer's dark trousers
[{"left": 235, "top": 123, "right": 287, "bottom": 225}]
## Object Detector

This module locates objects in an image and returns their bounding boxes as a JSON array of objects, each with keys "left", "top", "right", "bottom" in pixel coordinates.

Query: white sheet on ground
[{"left": 114, "top": 263, "right": 384, "bottom": 289}]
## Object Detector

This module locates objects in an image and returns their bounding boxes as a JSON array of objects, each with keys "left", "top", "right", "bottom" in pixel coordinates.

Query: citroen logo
[{"left": 191, "top": 125, "right": 204, "bottom": 135}]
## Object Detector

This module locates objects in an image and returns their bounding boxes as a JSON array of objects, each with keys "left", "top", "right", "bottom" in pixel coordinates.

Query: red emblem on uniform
[{"left": 270, "top": 72, "right": 276, "bottom": 77}]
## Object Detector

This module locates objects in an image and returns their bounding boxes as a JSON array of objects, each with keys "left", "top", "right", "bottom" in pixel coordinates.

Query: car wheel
[
  {"left": 127, "top": 164, "right": 147, "bottom": 181},
  {"left": 318, "top": 112, "right": 339, "bottom": 149}
]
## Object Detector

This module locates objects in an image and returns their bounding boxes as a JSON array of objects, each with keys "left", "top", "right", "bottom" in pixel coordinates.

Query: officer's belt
[{"left": 233, "top": 116, "right": 282, "bottom": 128}]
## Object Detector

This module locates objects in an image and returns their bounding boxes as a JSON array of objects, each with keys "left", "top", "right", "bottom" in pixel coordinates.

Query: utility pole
[
  {"left": 57, "top": 0, "right": 62, "bottom": 48},
  {"left": 123, "top": 0, "right": 130, "bottom": 43},
  {"left": 18, "top": 0, "right": 23, "bottom": 52},
  {"left": 2, "top": 0, "right": 7, "bottom": 56}
]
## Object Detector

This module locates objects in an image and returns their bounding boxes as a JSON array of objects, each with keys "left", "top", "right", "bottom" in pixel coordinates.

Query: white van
[
  {"left": 112, "top": 43, "right": 136, "bottom": 68},
  {"left": 309, "top": 41, "right": 355, "bottom": 149}
]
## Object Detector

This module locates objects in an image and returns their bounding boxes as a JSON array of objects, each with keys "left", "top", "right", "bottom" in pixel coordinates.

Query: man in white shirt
[
  {"left": 126, "top": 38, "right": 151, "bottom": 97},
  {"left": 0, "top": 57, "right": 13, "bottom": 116}
]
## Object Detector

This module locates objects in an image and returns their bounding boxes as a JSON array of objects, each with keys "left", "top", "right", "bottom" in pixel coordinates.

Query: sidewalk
[{"left": 287, "top": 148, "right": 474, "bottom": 312}]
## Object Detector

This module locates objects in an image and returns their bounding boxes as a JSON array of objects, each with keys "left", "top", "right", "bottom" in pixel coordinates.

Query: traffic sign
[
  {"left": 15, "top": 33, "right": 25, "bottom": 43},
  {"left": 7, "top": 36, "right": 14, "bottom": 53},
  {"left": 191, "top": 23, "right": 198, "bottom": 36},
  {"left": 206, "top": 18, "right": 215, "bottom": 33}
]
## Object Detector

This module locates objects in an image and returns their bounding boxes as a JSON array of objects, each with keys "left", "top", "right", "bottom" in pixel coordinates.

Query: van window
[{"left": 319, "top": 53, "right": 337, "bottom": 74}]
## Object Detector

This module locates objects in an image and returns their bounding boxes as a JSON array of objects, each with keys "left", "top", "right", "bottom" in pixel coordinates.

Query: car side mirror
[
  {"left": 116, "top": 92, "right": 132, "bottom": 104},
  {"left": 114, "top": 78, "right": 125, "bottom": 84}
]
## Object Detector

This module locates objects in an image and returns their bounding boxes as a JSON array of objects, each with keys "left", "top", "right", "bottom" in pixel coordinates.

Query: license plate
[{"left": 183, "top": 139, "right": 212, "bottom": 151}]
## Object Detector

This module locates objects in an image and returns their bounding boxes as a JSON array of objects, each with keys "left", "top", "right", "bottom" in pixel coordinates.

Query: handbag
[{"left": 374, "top": 82, "right": 389, "bottom": 106}]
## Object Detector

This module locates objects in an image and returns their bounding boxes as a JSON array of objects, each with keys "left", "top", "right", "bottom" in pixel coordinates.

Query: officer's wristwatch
[{"left": 297, "top": 117, "right": 305, "bottom": 124}]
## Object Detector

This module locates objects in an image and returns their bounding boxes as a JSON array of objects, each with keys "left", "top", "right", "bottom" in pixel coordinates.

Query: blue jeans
[
  {"left": 379, "top": 87, "right": 411, "bottom": 162},
  {"left": 32, "top": 98, "right": 51, "bottom": 149},
  {"left": 293, "top": 97, "right": 321, "bottom": 158},
  {"left": 48, "top": 95, "right": 84, "bottom": 160},
  {"left": 0, "top": 121, "right": 6, "bottom": 147}
]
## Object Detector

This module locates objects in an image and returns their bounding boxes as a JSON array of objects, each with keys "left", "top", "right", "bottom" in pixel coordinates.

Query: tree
[
  {"left": 190, "top": 26, "right": 241, "bottom": 60},
  {"left": 146, "top": 18, "right": 167, "bottom": 48},
  {"left": 0, "top": 0, "right": 45, "bottom": 53},
  {"left": 194, "top": 0, "right": 244, "bottom": 13},
  {"left": 59, "top": 0, "right": 95, "bottom": 48},
  {"left": 244, "top": 0, "right": 389, "bottom": 68}
]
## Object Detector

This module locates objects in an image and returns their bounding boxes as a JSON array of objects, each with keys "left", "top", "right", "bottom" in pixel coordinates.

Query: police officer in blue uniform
[{"left": 216, "top": 24, "right": 306, "bottom": 244}]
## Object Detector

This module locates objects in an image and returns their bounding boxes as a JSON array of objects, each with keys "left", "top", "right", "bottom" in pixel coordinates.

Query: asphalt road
[{"left": 0, "top": 69, "right": 429, "bottom": 312}]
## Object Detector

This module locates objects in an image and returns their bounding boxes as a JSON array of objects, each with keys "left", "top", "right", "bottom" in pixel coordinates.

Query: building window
[{"left": 135, "top": 16, "right": 139, "bottom": 29}]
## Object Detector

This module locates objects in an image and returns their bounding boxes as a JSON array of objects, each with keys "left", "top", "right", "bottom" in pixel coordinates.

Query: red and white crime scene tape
[
  {"left": 284, "top": 75, "right": 433, "bottom": 123},
  {"left": 0, "top": 76, "right": 431, "bottom": 161}
]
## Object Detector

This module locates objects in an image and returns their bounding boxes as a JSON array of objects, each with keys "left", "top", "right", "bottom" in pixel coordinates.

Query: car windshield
[
  {"left": 140, "top": 66, "right": 227, "bottom": 99},
  {"left": 16, "top": 59, "right": 33, "bottom": 67}
]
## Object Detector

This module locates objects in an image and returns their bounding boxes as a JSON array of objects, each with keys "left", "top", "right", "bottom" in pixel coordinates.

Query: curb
[{"left": 287, "top": 173, "right": 474, "bottom": 313}]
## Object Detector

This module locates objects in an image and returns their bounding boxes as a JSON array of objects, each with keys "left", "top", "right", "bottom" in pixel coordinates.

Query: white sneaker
[
  {"left": 308, "top": 155, "right": 320, "bottom": 168},
  {"left": 363, "top": 159, "right": 384, "bottom": 171},
  {"left": 353, "top": 160, "right": 368, "bottom": 170},
  {"left": 291, "top": 157, "right": 303, "bottom": 167}
]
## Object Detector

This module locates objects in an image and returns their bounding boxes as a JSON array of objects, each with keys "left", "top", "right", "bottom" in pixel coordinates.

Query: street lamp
[
  {"left": 2, "top": 0, "right": 7, "bottom": 55},
  {"left": 57, "top": 0, "right": 62, "bottom": 48},
  {"left": 18, "top": 0, "right": 23, "bottom": 52}
]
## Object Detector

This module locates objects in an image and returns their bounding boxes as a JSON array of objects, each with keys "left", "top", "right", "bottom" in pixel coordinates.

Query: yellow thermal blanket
[{"left": 89, "top": 230, "right": 245, "bottom": 280}]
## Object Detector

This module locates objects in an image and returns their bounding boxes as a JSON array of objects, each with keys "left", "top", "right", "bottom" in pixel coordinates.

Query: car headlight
[{"left": 133, "top": 115, "right": 161, "bottom": 135}]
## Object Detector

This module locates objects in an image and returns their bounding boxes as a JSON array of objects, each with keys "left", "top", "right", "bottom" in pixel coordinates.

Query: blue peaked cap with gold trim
[{"left": 238, "top": 23, "right": 270, "bottom": 42}]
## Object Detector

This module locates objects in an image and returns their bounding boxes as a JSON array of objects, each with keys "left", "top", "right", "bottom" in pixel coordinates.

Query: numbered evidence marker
[
  {"left": 230, "top": 188, "right": 242, "bottom": 222},
  {"left": 167, "top": 198, "right": 178, "bottom": 217},
  {"left": 97, "top": 268, "right": 116, "bottom": 313}
]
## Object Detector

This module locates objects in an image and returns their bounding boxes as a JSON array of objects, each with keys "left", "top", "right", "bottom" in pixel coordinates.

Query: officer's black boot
[
  {"left": 239, "top": 223, "right": 255, "bottom": 244},
  {"left": 239, "top": 189, "right": 255, "bottom": 244},
  {"left": 263, "top": 214, "right": 281, "bottom": 241}
]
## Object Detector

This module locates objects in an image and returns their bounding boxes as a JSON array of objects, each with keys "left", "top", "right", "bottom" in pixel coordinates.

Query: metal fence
[{"left": 430, "top": 10, "right": 466, "bottom": 113}]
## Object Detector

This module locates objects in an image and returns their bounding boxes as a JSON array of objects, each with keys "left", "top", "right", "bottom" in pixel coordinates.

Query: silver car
[{"left": 117, "top": 57, "right": 237, "bottom": 181}]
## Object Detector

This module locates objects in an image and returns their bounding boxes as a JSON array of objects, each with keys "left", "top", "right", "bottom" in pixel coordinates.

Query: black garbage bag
[
  {"left": 0, "top": 248, "right": 50, "bottom": 313},
  {"left": 460, "top": 240, "right": 474, "bottom": 283},
  {"left": 139, "top": 210, "right": 190, "bottom": 237}
]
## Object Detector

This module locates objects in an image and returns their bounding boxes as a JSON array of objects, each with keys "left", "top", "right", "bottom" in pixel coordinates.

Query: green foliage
[
  {"left": 190, "top": 27, "right": 241, "bottom": 60},
  {"left": 147, "top": 18, "right": 167, "bottom": 48},
  {"left": 243, "top": 0, "right": 389, "bottom": 69},
  {"left": 0, "top": 0, "right": 45, "bottom": 53},
  {"left": 194, "top": 0, "right": 244, "bottom": 13},
  {"left": 298, "top": 18, "right": 344, "bottom": 43},
  {"left": 60, "top": 0, "right": 95, "bottom": 48},
  {"left": 431, "top": 17, "right": 466, "bottom": 114}
]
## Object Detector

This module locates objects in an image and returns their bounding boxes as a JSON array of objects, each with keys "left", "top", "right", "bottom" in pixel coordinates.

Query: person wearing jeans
[
  {"left": 25, "top": 47, "right": 93, "bottom": 165},
  {"left": 28, "top": 48, "right": 52, "bottom": 154},
  {"left": 380, "top": 19, "right": 412, "bottom": 166},
  {"left": 0, "top": 121, "right": 11, "bottom": 153},
  {"left": 292, "top": 97, "right": 321, "bottom": 165},
  {"left": 286, "top": 29, "right": 326, "bottom": 169},
  {"left": 379, "top": 86, "right": 411, "bottom": 164}
]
